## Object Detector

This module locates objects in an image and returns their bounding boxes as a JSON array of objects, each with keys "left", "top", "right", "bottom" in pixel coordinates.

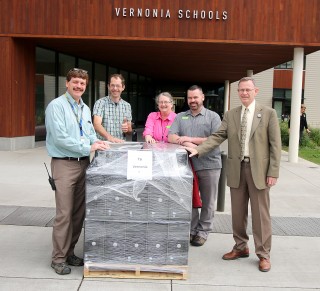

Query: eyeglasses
[
  {"left": 238, "top": 89, "right": 255, "bottom": 94},
  {"left": 158, "top": 101, "right": 172, "bottom": 105},
  {"left": 69, "top": 68, "right": 88, "bottom": 74},
  {"left": 109, "top": 84, "right": 122, "bottom": 89},
  {"left": 237, "top": 88, "right": 255, "bottom": 93},
  {"left": 238, "top": 88, "right": 255, "bottom": 93}
]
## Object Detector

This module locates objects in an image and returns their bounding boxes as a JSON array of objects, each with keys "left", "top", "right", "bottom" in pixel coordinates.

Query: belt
[
  {"left": 242, "top": 157, "right": 250, "bottom": 163},
  {"left": 52, "top": 157, "right": 89, "bottom": 161}
]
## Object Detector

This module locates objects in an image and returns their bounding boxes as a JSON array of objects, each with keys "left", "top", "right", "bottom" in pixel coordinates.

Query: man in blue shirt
[{"left": 45, "top": 68, "right": 109, "bottom": 275}]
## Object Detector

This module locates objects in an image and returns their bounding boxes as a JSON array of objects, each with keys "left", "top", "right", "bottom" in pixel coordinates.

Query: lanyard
[{"left": 65, "top": 94, "right": 84, "bottom": 136}]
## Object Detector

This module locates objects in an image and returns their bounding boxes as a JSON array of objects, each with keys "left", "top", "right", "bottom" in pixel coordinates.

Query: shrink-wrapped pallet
[{"left": 84, "top": 142, "right": 192, "bottom": 279}]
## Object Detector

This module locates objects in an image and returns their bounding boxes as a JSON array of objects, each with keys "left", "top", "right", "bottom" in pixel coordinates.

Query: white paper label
[{"left": 127, "top": 150, "right": 153, "bottom": 180}]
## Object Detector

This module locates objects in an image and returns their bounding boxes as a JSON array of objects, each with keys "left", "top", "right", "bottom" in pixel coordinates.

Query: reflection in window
[
  {"left": 273, "top": 89, "right": 292, "bottom": 99},
  {"left": 272, "top": 88, "right": 304, "bottom": 117},
  {"left": 94, "top": 63, "right": 107, "bottom": 103},
  {"left": 274, "top": 56, "right": 306, "bottom": 70},
  {"left": 108, "top": 67, "right": 118, "bottom": 76},
  {"left": 35, "top": 48, "right": 155, "bottom": 140},
  {"left": 129, "top": 73, "right": 138, "bottom": 123},
  {"left": 78, "top": 59, "right": 92, "bottom": 107},
  {"left": 119, "top": 70, "right": 129, "bottom": 101},
  {"left": 35, "top": 48, "right": 56, "bottom": 140},
  {"left": 58, "top": 54, "right": 76, "bottom": 96}
]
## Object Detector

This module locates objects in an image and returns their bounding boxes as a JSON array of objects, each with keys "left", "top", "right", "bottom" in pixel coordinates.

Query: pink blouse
[{"left": 143, "top": 111, "right": 177, "bottom": 142}]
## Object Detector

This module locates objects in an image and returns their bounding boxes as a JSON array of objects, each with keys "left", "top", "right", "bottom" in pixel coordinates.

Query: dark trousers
[{"left": 299, "top": 130, "right": 304, "bottom": 145}]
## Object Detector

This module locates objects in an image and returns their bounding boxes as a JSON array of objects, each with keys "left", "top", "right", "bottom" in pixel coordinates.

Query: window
[
  {"left": 58, "top": 54, "right": 76, "bottom": 96},
  {"left": 119, "top": 70, "right": 129, "bottom": 102},
  {"left": 273, "top": 89, "right": 304, "bottom": 116},
  {"left": 94, "top": 63, "right": 107, "bottom": 103},
  {"left": 275, "top": 61, "right": 294, "bottom": 69},
  {"left": 35, "top": 47, "right": 156, "bottom": 141},
  {"left": 35, "top": 48, "right": 56, "bottom": 140},
  {"left": 78, "top": 59, "right": 92, "bottom": 107},
  {"left": 275, "top": 56, "right": 306, "bottom": 70},
  {"left": 129, "top": 73, "right": 138, "bottom": 123}
]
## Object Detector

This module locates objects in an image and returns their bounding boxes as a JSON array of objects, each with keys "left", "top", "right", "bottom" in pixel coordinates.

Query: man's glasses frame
[{"left": 237, "top": 88, "right": 255, "bottom": 93}]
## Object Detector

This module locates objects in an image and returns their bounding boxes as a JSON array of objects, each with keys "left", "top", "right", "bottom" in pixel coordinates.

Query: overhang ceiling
[{"left": 33, "top": 37, "right": 320, "bottom": 84}]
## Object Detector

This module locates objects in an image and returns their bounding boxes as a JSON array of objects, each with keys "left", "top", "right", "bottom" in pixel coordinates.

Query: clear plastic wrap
[{"left": 84, "top": 142, "right": 192, "bottom": 277}]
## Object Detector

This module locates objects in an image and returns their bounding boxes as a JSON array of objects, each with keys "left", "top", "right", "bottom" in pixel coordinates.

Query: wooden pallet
[{"left": 84, "top": 263, "right": 188, "bottom": 280}]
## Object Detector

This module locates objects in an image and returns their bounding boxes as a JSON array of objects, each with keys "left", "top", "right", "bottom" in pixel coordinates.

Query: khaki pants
[
  {"left": 51, "top": 158, "right": 90, "bottom": 264},
  {"left": 230, "top": 161, "right": 272, "bottom": 259},
  {"left": 191, "top": 168, "right": 221, "bottom": 239}
]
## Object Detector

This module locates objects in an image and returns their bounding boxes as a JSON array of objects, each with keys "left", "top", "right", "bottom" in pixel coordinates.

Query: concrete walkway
[{"left": 0, "top": 141, "right": 320, "bottom": 291}]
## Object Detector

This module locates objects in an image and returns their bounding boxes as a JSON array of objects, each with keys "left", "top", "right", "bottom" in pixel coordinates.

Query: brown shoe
[
  {"left": 259, "top": 258, "right": 271, "bottom": 272},
  {"left": 222, "top": 248, "right": 250, "bottom": 260},
  {"left": 191, "top": 235, "right": 206, "bottom": 246}
]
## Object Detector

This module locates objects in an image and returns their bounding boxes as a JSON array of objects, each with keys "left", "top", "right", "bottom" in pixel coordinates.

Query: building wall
[
  {"left": 0, "top": 38, "right": 35, "bottom": 137},
  {"left": 2, "top": 0, "right": 320, "bottom": 45},
  {"left": 229, "top": 52, "right": 320, "bottom": 129},
  {"left": 1, "top": 0, "right": 320, "bottom": 150},
  {"left": 304, "top": 51, "right": 320, "bottom": 128}
]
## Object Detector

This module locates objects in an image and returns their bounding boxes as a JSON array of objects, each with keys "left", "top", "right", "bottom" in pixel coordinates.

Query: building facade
[
  {"left": 230, "top": 50, "right": 320, "bottom": 128},
  {"left": 1, "top": 0, "right": 320, "bottom": 150}
]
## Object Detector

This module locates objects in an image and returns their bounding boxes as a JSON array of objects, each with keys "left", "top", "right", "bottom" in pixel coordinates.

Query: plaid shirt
[{"left": 93, "top": 96, "right": 132, "bottom": 140}]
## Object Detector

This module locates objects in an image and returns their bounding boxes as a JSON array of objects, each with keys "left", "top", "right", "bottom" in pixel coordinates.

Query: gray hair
[
  {"left": 155, "top": 92, "right": 173, "bottom": 104},
  {"left": 238, "top": 77, "right": 256, "bottom": 87}
]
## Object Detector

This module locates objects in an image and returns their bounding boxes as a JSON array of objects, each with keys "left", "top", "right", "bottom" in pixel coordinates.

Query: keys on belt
[{"left": 242, "top": 157, "right": 250, "bottom": 163}]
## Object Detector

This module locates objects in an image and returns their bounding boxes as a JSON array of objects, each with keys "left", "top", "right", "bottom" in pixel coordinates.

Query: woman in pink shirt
[{"left": 143, "top": 92, "right": 177, "bottom": 143}]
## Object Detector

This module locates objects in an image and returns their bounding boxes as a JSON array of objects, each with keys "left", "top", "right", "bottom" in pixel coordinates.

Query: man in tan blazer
[{"left": 185, "top": 77, "right": 281, "bottom": 272}]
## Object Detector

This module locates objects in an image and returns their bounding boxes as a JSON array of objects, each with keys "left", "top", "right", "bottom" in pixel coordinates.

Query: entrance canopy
[{"left": 29, "top": 38, "right": 319, "bottom": 83}]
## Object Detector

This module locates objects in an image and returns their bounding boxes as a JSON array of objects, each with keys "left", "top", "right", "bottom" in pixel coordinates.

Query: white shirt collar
[{"left": 242, "top": 99, "right": 256, "bottom": 113}]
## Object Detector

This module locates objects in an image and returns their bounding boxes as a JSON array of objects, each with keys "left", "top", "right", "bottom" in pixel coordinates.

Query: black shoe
[
  {"left": 51, "top": 262, "right": 71, "bottom": 275},
  {"left": 190, "top": 234, "right": 195, "bottom": 243},
  {"left": 191, "top": 235, "right": 206, "bottom": 246},
  {"left": 67, "top": 254, "right": 84, "bottom": 266}
]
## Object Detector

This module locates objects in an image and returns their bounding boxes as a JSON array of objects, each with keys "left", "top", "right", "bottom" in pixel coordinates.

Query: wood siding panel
[
  {"left": 11, "top": 39, "right": 36, "bottom": 137},
  {"left": 0, "top": 37, "right": 12, "bottom": 136},
  {"left": 0, "top": 37, "right": 35, "bottom": 137},
  {"left": 1, "top": 0, "right": 320, "bottom": 45},
  {"left": 273, "top": 70, "right": 305, "bottom": 89},
  {"left": 273, "top": 70, "right": 293, "bottom": 88}
]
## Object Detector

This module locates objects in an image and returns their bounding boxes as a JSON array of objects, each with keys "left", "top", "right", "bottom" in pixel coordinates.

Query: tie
[{"left": 240, "top": 108, "right": 248, "bottom": 160}]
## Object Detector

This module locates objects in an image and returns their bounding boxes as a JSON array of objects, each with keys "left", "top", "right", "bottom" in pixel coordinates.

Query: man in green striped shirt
[{"left": 93, "top": 74, "right": 132, "bottom": 143}]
